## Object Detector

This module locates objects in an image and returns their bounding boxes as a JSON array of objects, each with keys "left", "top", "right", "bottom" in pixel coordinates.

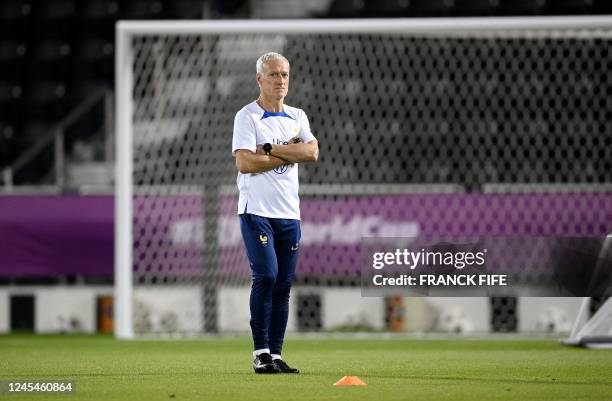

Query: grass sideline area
[{"left": 1, "top": 334, "right": 611, "bottom": 401}]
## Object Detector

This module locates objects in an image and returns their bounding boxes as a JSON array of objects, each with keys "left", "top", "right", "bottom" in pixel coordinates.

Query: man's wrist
[{"left": 263, "top": 143, "right": 272, "bottom": 155}]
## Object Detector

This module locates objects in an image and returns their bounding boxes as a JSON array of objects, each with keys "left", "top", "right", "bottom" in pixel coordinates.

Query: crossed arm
[{"left": 234, "top": 139, "right": 319, "bottom": 174}]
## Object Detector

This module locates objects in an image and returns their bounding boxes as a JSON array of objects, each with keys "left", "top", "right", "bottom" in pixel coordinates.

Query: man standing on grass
[{"left": 232, "top": 52, "right": 319, "bottom": 374}]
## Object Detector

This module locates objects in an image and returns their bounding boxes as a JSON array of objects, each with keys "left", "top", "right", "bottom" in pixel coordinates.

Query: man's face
[{"left": 257, "top": 59, "right": 290, "bottom": 100}]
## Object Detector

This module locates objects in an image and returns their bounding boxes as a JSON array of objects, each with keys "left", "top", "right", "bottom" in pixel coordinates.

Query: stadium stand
[{"left": 1, "top": 0, "right": 611, "bottom": 182}]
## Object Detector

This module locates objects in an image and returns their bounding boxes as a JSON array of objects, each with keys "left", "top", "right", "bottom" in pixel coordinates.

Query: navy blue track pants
[{"left": 239, "top": 213, "right": 300, "bottom": 355}]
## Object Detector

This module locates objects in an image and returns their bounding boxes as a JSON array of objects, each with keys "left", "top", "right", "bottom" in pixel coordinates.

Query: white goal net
[{"left": 115, "top": 17, "right": 612, "bottom": 338}]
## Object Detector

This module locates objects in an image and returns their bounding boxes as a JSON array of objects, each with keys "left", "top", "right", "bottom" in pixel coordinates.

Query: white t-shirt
[{"left": 232, "top": 101, "right": 317, "bottom": 220}]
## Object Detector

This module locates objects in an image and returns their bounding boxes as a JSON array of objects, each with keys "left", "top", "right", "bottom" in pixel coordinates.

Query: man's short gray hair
[{"left": 256, "top": 52, "right": 290, "bottom": 74}]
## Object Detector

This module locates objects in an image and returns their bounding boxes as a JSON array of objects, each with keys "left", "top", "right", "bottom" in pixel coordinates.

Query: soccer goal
[
  {"left": 563, "top": 297, "right": 612, "bottom": 348},
  {"left": 562, "top": 235, "right": 612, "bottom": 348},
  {"left": 115, "top": 17, "right": 612, "bottom": 339}
]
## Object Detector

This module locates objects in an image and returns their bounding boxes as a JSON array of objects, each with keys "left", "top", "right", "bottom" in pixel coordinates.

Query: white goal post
[
  {"left": 562, "top": 235, "right": 612, "bottom": 348},
  {"left": 115, "top": 16, "right": 612, "bottom": 339}
]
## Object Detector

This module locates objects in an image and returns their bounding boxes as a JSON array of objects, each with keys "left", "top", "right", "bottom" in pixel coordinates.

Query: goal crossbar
[{"left": 117, "top": 16, "right": 612, "bottom": 35}]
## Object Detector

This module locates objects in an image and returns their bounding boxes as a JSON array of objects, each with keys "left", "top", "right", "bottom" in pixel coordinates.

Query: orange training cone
[{"left": 333, "top": 376, "right": 367, "bottom": 386}]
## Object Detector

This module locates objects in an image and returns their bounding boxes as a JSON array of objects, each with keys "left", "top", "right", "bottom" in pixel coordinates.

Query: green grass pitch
[{"left": 1, "top": 334, "right": 611, "bottom": 401}]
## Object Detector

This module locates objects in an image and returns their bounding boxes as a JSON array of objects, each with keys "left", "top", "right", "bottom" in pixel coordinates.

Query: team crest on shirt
[
  {"left": 272, "top": 138, "right": 290, "bottom": 174},
  {"left": 273, "top": 164, "right": 289, "bottom": 174},
  {"left": 259, "top": 234, "right": 268, "bottom": 246}
]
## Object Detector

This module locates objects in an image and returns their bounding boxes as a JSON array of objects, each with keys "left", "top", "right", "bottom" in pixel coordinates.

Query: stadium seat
[
  {"left": 592, "top": 0, "right": 612, "bottom": 13},
  {"left": 31, "top": 40, "right": 71, "bottom": 63},
  {"left": 24, "top": 81, "right": 67, "bottom": 106},
  {"left": 0, "top": 40, "right": 27, "bottom": 80},
  {"left": 327, "top": 0, "right": 365, "bottom": 18},
  {"left": 80, "top": 0, "right": 120, "bottom": 20},
  {"left": 0, "top": 1, "right": 31, "bottom": 40},
  {"left": 75, "top": 38, "right": 114, "bottom": 63},
  {"left": 211, "top": 0, "right": 248, "bottom": 17},
  {"left": 454, "top": 0, "right": 497, "bottom": 15},
  {"left": 32, "top": 0, "right": 76, "bottom": 21},
  {"left": 77, "top": 0, "right": 119, "bottom": 36},
  {"left": 28, "top": 40, "right": 72, "bottom": 81},
  {"left": 23, "top": 80, "right": 68, "bottom": 122},
  {"left": 0, "top": 74, "right": 22, "bottom": 167},
  {"left": 545, "top": 0, "right": 593, "bottom": 14},
  {"left": 0, "top": 120, "right": 17, "bottom": 166},
  {"left": 29, "top": 0, "right": 75, "bottom": 40},
  {"left": 72, "top": 39, "right": 114, "bottom": 82},
  {"left": 409, "top": 0, "right": 455, "bottom": 16},
  {"left": 121, "top": 0, "right": 164, "bottom": 19},
  {"left": 0, "top": 40, "right": 27, "bottom": 62},
  {"left": 0, "top": 81, "right": 23, "bottom": 120},
  {"left": 30, "top": 0, "right": 76, "bottom": 39},
  {"left": 164, "top": 0, "right": 206, "bottom": 19},
  {"left": 364, "top": 0, "right": 410, "bottom": 17},
  {"left": 497, "top": 0, "right": 545, "bottom": 15},
  {"left": 0, "top": 1, "right": 32, "bottom": 20}
]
